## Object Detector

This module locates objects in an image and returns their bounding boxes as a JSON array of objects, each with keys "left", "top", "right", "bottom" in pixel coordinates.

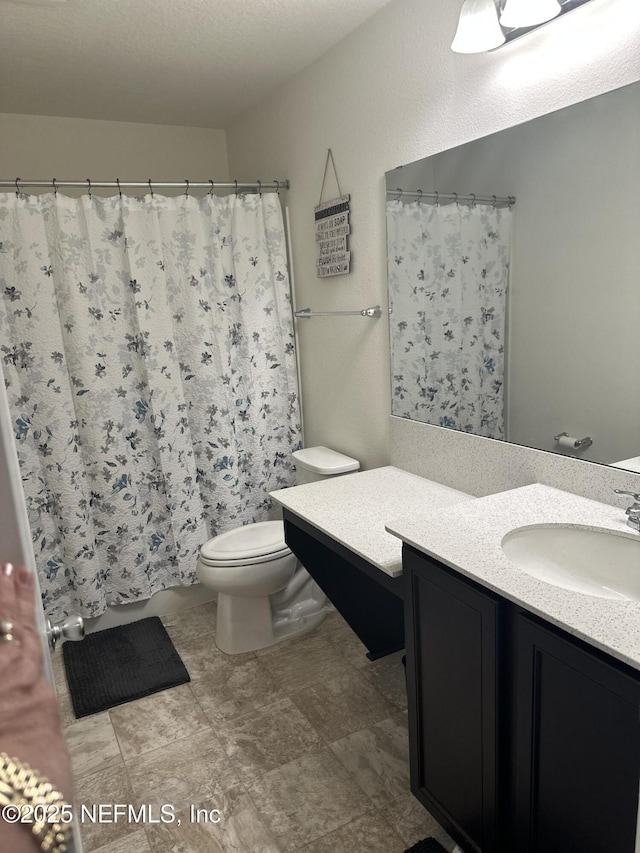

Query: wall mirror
[{"left": 385, "top": 80, "right": 640, "bottom": 471}]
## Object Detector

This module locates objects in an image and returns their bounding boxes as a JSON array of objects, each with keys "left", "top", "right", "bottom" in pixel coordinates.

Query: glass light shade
[
  {"left": 500, "top": 0, "right": 561, "bottom": 28},
  {"left": 451, "top": 0, "right": 506, "bottom": 54}
]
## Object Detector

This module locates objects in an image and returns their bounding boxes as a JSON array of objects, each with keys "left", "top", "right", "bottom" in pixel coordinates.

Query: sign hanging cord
[{"left": 318, "top": 149, "right": 343, "bottom": 205}]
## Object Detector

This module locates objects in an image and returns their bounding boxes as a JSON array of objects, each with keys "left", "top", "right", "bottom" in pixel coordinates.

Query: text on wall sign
[{"left": 315, "top": 150, "right": 352, "bottom": 278}]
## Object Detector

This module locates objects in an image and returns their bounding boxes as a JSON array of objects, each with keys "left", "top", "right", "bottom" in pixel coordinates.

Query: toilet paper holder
[{"left": 554, "top": 432, "right": 593, "bottom": 450}]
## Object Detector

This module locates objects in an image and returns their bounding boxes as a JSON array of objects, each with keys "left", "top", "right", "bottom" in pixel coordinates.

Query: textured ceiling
[{"left": 0, "top": 0, "right": 394, "bottom": 127}]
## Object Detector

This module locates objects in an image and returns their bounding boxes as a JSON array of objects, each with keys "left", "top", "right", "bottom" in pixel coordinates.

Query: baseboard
[{"left": 82, "top": 584, "right": 217, "bottom": 634}]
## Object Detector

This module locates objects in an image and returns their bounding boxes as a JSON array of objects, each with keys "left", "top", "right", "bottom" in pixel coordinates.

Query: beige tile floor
[{"left": 52, "top": 602, "right": 456, "bottom": 853}]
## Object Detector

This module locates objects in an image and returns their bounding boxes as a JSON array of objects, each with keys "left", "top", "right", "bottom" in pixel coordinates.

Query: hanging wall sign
[{"left": 315, "top": 150, "right": 351, "bottom": 278}]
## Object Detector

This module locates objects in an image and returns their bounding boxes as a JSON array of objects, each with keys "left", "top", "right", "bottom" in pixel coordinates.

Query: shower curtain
[
  {"left": 386, "top": 199, "right": 511, "bottom": 438},
  {"left": 0, "top": 191, "right": 301, "bottom": 620}
]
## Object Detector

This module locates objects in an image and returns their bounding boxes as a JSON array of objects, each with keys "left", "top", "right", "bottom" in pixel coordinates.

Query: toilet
[{"left": 196, "top": 446, "right": 360, "bottom": 654}]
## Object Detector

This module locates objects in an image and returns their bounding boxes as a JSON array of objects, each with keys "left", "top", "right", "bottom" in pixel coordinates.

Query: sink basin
[{"left": 501, "top": 525, "right": 640, "bottom": 600}]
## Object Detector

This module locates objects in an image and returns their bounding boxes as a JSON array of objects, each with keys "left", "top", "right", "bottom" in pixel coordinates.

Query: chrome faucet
[{"left": 614, "top": 490, "right": 640, "bottom": 533}]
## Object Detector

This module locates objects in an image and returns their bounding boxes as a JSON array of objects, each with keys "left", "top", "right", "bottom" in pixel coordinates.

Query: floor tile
[
  {"left": 295, "top": 809, "right": 406, "bottom": 853},
  {"left": 247, "top": 747, "right": 370, "bottom": 852},
  {"left": 191, "top": 657, "right": 286, "bottom": 724},
  {"left": 253, "top": 621, "right": 330, "bottom": 658},
  {"left": 161, "top": 600, "right": 217, "bottom": 645},
  {"left": 91, "top": 830, "right": 152, "bottom": 853},
  {"left": 215, "top": 697, "right": 323, "bottom": 782},
  {"left": 176, "top": 633, "right": 256, "bottom": 681},
  {"left": 109, "top": 684, "right": 210, "bottom": 759},
  {"left": 145, "top": 786, "right": 281, "bottom": 853},
  {"left": 126, "top": 729, "right": 241, "bottom": 809},
  {"left": 258, "top": 634, "right": 356, "bottom": 693},
  {"left": 64, "top": 712, "right": 122, "bottom": 780},
  {"left": 56, "top": 682, "right": 78, "bottom": 730},
  {"left": 329, "top": 715, "right": 410, "bottom": 808},
  {"left": 74, "top": 759, "right": 138, "bottom": 851},
  {"left": 59, "top": 607, "right": 419, "bottom": 853},
  {"left": 314, "top": 608, "right": 348, "bottom": 641},
  {"left": 359, "top": 650, "right": 408, "bottom": 710},
  {"left": 385, "top": 791, "right": 457, "bottom": 851},
  {"left": 315, "top": 610, "right": 371, "bottom": 669},
  {"left": 333, "top": 631, "right": 371, "bottom": 670},
  {"left": 51, "top": 652, "right": 80, "bottom": 729},
  {"left": 51, "top": 648, "right": 68, "bottom": 689},
  {"left": 290, "top": 670, "right": 395, "bottom": 743}
]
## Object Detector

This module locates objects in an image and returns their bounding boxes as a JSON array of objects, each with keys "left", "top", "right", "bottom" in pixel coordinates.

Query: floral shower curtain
[
  {"left": 386, "top": 199, "right": 511, "bottom": 438},
  {"left": 0, "top": 191, "right": 301, "bottom": 620}
]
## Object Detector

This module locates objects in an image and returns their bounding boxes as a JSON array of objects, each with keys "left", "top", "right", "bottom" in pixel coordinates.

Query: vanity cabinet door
[
  {"left": 404, "top": 547, "right": 504, "bottom": 853},
  {"left": 514, "top": 614, "right": 640, "bottom": 853}
]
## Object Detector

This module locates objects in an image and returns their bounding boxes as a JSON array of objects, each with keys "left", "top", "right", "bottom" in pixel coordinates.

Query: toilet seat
[
  {"left": 199, "top": 547, "right": 291, "bottom": 568},
  {"left": 200, "top": 520, "right": 290, "bottom": 567},
  {"left": 194, "top": 446, "right": 358, "bottom": 653},
  {"left": 195, "top": 509, "right": 330, "bottom": 656}
]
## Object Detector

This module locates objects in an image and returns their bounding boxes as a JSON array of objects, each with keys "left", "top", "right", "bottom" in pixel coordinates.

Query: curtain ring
[
  {"left": 257, "top": 180, "right": 262, "bottom": 196},
  {"left": 116, "top": 178, "right": 122, "bottom": 198},
  {"left": 234, "top": 180, "right": 238, "bottom": 195},
  {"left": 52, "top": 178, "right": 58, "bottom": 197},
  {"left": 395, "top": 187, "right": 402, "bottom": 202},
  {"left": 275, "top": 180, "right": 280, "bottom": 195},
  {"left": 184, "top": 179, "right": 190, "bottom": 197},
  {"left": 452, "top": 192, "right": 458, "bottom": 206},
  {"left": 492, "top": 195, "right": 497, "bottom": 209},
  {"left": 416, "top": 189, "right": 423, "bottom": 203},
  {"left": 15, "top": 177, "right": 21, "bottom": 197},
  {"left": 86, "top": 178, "right": 92, "bottom": 199},
  {"left": 434, "top": 191, "right": 440, "bottom": 207},
  {"left": 148, "top": 179, "right": 154, "bottom": 198},
  {"left": 208, "top": 179, "right": 214, "bottom": 197},
  {"left": 508, "top": 196, "right": 515, "bottom": 209},
  {"left": 470, "top": 193, "right": 477, "bottom": 208}
]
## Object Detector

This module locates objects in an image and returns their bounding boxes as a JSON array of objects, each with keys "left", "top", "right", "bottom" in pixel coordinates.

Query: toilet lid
[
  {"left": 199, "top": 547, "right": 291, "bottom": 568},
  {"left": 200, "top": 520, "right": 288, "bottom": 563}
]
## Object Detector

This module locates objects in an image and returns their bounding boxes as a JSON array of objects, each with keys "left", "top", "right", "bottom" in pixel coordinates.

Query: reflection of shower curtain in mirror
[
  {"left": 0, "top": 192, "right": 301, "bottom": 620},
  {"left": 386, "top": 200, "right": 511, "bottom": 438}
]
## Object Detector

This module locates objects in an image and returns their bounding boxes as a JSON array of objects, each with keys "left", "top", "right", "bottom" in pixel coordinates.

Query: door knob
[{"left": 46, "top": 615, "right": 85, "bottom": 651}]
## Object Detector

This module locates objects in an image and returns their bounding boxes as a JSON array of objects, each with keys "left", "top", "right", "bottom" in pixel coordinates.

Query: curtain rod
[
  {"left": 387, "top": 189, "right": 515, "bottom": 208},
  {"left": 295, "top": 306, "right": 381, "bottom": 319},
  {"left": 1, "top": 179, "right": 290, "bottom": 193}
]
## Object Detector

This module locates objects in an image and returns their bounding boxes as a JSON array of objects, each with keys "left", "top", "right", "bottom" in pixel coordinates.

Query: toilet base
[{"left": 215, "top": 591, "right": 327, "bottom": 655}]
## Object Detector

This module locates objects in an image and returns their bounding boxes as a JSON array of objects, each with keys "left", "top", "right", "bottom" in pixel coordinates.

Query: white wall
[
  {"left": 0, "top": 113, "right": 230, "bottom": 194},
  {"left": 227, "top": 0, "right": 640, "bottom": 491}
]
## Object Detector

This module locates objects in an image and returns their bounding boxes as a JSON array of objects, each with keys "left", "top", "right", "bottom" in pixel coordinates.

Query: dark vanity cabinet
[
  {"left": 403, "top": 545, "right": 640, "bottom": 853},
  {"left": 404, "top": 546, "right": 505, "bottom": 853},
  {"left": 514, "top": 615, "right": 640, "bottom": 853},
  {"left": 283, "top": 510, "right": 406, "bottom": 659}
]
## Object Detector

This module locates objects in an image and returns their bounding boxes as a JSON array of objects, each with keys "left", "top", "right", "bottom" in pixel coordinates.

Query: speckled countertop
[
  {"left": 269, "top": 466, "right": 472, "bottom": 578},
  {"left": 386, "top": 483, "right": 640, "bottom": 670}
]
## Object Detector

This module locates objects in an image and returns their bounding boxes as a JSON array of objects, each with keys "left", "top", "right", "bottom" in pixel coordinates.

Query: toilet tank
[{"left": 292, "top": 446, "right": 360, "bottom": 486}]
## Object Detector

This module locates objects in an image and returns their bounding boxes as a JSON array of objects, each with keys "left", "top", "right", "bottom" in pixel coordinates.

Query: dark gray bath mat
[
  {"left": 403, "top": 839, "right": 448, "bottom": 853},
  {"left": 62, "top": 616, "right": 190, "bottom": 718}
]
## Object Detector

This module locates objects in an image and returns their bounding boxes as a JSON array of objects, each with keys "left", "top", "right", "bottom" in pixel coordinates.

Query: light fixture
[
  {"left": 451, "top": 0, "right": 505, "bottom": 53},
  {"left": 500, "top": 0, "right": 561, "bottom": 28},
  {"left": 451, "top": 0, "right": 595, "bottom": 54}
]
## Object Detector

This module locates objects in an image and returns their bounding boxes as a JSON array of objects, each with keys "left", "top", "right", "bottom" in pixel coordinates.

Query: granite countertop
[
  {"left": 386, "top": 482, "right": 640, "bottom": 670},
  {"left": 269, "top": 466, "right": 473, "bottom": 578}
]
